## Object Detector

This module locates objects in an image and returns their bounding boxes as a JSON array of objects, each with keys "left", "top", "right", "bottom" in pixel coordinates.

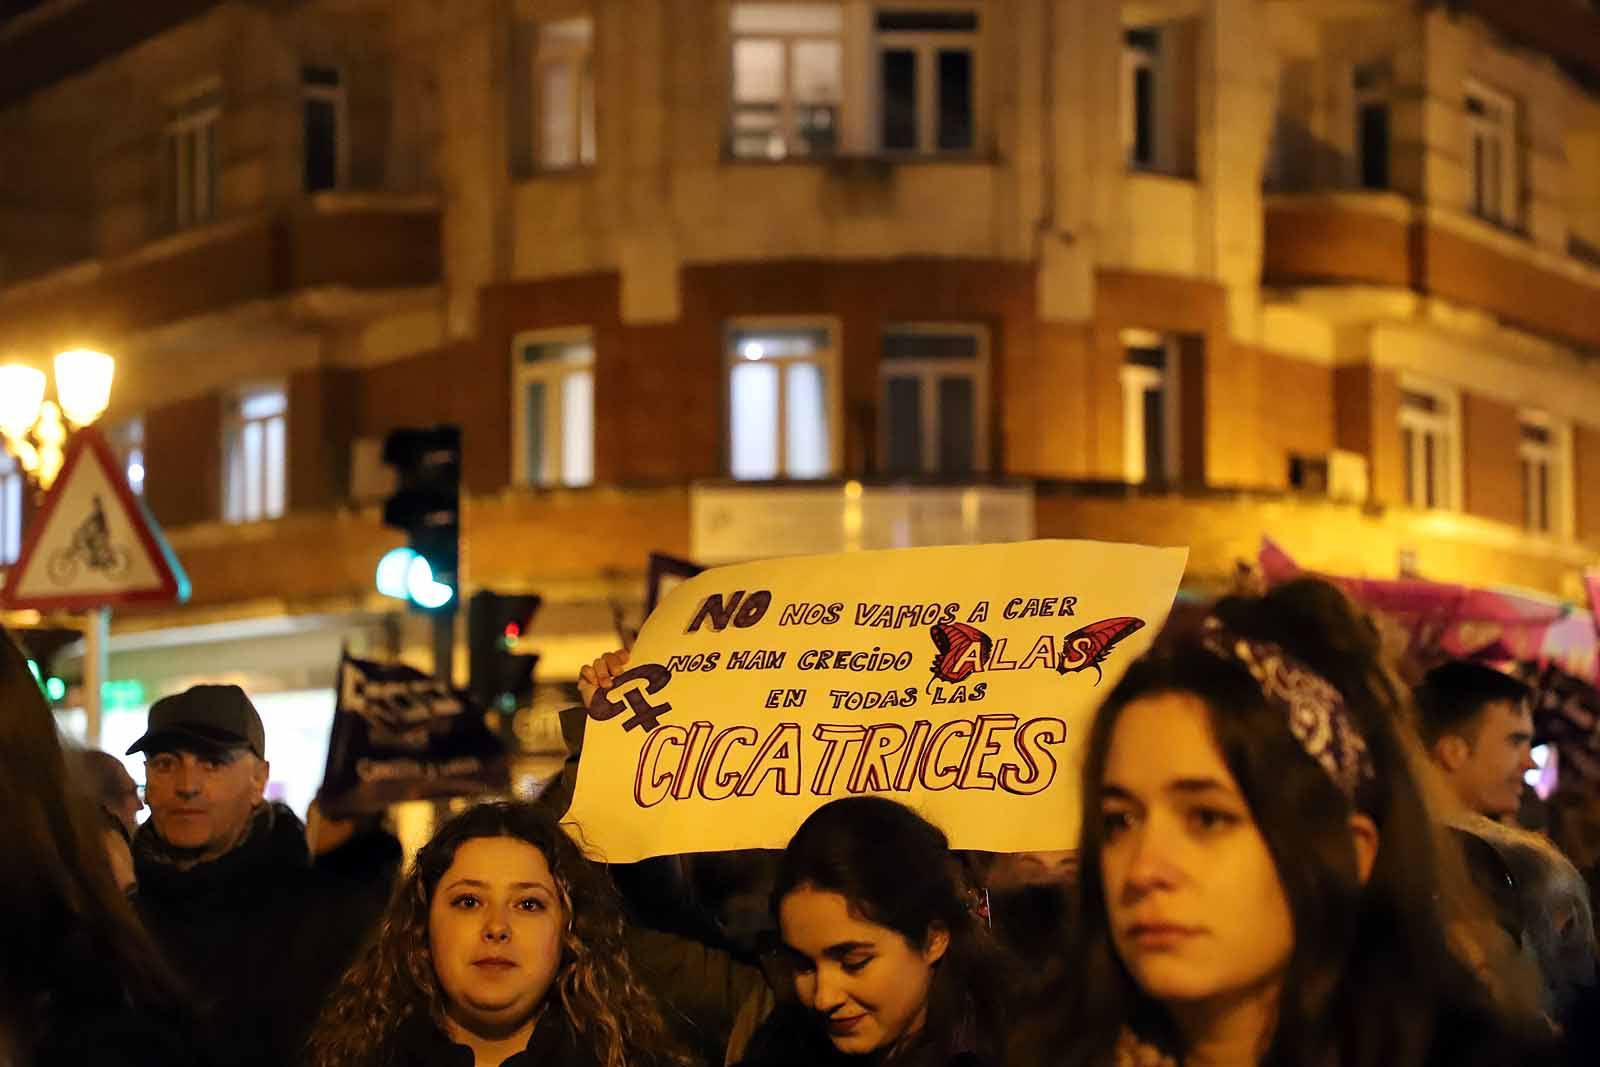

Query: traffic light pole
[{"left": 432, "top": 607, "right": 456, "bottom": 686}]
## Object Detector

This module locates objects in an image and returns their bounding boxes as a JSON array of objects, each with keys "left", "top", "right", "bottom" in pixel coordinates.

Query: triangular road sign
[{"left": 2, "top": 427, "right": 190, "bottom": 611}]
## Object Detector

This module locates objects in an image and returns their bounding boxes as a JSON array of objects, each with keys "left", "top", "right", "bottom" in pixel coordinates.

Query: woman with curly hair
[{"left": 308, "top": 801, "right": 693, "bottom": 1067}]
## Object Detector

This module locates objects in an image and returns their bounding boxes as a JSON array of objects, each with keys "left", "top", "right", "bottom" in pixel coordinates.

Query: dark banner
[{"left": 318, "top": 651, "right": 508, "bottom": 815}]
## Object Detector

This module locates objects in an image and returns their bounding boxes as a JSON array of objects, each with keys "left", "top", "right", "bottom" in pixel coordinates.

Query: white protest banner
[{"left": 565, "top": 539, "right": 1188, "bottom": 861}]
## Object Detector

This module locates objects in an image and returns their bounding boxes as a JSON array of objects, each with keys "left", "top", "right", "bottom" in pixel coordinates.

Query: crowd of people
[{"left": 3, "top": 576, "right": 1599, "bottom": 1067}]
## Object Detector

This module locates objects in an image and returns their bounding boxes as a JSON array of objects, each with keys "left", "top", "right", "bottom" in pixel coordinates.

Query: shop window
[
  {"left": 880, "top": 325, "right": 987, "bottom": 476},
  {"left": 727, "top": 322, "right": 837, "bottom": 480},
  {"left": 513, "top": 330, "right": 595, "bottom": 488}
]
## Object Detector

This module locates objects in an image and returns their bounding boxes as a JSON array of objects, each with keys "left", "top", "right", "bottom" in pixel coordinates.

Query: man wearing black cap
[{"left": 128, "top": 684, "right": 374, "bottom": 1067}]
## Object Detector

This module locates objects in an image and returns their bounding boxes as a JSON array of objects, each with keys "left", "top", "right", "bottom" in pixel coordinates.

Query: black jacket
[
  {"left": 134, "top": 803, "right": 379, "bottom": 1067},
  {"left": 384, "top": 1011, "right": 600, "bottom": 1067}
]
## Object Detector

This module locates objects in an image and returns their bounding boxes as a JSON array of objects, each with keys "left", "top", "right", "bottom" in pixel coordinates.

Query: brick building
[{"left": 2, "top": 0, "right": 1599, "bottom": 806}]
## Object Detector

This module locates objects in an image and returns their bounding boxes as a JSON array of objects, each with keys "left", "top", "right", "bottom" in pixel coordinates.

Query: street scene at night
[{"left": 3, "top": 0, "right": 1600, "bottom": 1064}]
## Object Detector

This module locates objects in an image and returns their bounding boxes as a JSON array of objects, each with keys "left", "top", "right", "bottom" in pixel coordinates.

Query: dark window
[
  {"left": 885, "top": 377, "right": 923, "bottom": 474},
  {"left": 877, "top": 12, "right": 979, "bottom": 32},
  {"left": 937, "top": 49, "right": 973, "bottom": 151},
  {"left": 1133, "top": 66, "right": 1156, "bottom": 167},
  {"left": 1143, "top": 387, "right": 1167, "bottom": 483},
  {"left": 937, "top": 376, "right": 975, "bottom": 475},
  {"left": 1358, "top": 103, "right": 1389, "bottom": 190},
  {"left": 881, "top": 49, "right": 918, "bottom": 150},
  {"left": 304, "top": 97, "right": 339, "bottom": 192}
]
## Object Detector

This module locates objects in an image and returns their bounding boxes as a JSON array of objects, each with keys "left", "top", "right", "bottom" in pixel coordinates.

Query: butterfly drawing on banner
[
  {"left": 1057, "top": 617, "right": 1146, "bottom": 685},
  {"left": 928, "top": 621, "right": 994, "bottom": 691}
]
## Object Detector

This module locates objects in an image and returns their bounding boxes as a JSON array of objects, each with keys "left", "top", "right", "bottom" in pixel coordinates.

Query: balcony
[
  {"left": 1264, "top": 192, "right": 1600, "bottom": 351},
  {"left": 0, "top": 193, "right": 441, "bottom": 355}
]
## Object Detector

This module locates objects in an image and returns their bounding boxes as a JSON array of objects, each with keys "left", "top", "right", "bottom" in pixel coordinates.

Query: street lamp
[{"left": 0, "top": 350, "right": 115, "bottom": 490}]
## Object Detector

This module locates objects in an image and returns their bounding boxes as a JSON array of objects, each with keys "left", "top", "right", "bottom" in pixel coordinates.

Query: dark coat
[
  {"left": 134, "top": 803, "right": 378, "bottom": 1067},
  {"left": 385, "top": 1010, "right": 601, "bottom": 1067},
  {"left": 736, "top": 1002, "right": 992, "bottom": 1067}
]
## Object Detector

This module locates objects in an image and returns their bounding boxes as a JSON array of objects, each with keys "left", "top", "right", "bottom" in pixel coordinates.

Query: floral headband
[{"left": 1200, "top": 618, "right": 1378, "bottom": 808}]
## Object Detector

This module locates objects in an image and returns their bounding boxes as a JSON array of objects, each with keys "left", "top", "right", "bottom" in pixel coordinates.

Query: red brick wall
[
  {"left": 1461, "top": 393, "right": 1523, "bottom": 527},
  {"left": 1334, "top": 364, "right": 1402, "bottom": 506},
  {"left": 1575, "top": 423, "right": 1600, "bottom": 546},
  {"left": 1256, "top": 353, "right": 1334, "bottom": 490},
  {"left": 144, "top": 390, "right": 223, "bottom": 528}
]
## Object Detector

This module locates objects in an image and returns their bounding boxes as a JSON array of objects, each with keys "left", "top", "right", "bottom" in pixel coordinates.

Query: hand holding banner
[{"left": 565, "top": 539, "right": 1187, "bottom": 860}]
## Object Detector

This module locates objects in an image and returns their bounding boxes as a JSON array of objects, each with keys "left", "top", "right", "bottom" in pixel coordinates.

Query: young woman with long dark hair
[
  {"left": 308, "top": 801, "right": 693, "bottom": 1067},
  {"left": 737, "top": 795, "right": 1016, "bottom": 1067},
  {"left": 1024, "top": 580, "right": 1559, "bottom": 1067},
  {"left": 0, "top": 625, "right": 198, "bottom": 1066}
]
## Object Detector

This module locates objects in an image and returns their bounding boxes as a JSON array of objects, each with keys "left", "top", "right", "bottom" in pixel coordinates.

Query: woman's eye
[
  {"left": 1101, "top": 810, "right": 1136, "bottom": 838},
  {"left": 1189, "top": 807, "right": 1240, "bottom": 833},
  {"left": 451, "top": 894, "right": 480, "bottom": 910},
  {"left": 515, "top": 897, "right": 545, "bottom": 912},
  {"left": 841, "top": 956, "right": 873, "bottom": 975}
]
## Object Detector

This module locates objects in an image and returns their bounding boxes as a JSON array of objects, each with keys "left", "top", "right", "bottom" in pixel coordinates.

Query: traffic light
[
  {"left": 469, "top": 591, "right": 541, "bottom": 713},
  {"left": 378, "top": 425, "right": 460, "bottom": 611}
]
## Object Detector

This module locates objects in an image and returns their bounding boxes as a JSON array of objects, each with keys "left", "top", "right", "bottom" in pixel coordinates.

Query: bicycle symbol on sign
[{"left": 48, "top": 495, "right": 131, "bottom": 585}]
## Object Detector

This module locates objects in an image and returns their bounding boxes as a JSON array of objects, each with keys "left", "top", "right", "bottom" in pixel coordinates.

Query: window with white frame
[
  {"left": 1353, "top": 59, "right": 1392, "bottom": 191},
  {"left": 167, "top": 86, "right": 220, "bottom": 229},
  {"left": 875, "top": 9, "right": 979, "bottom": 154},
  {"left": 1123, "top": 27, "right": 1162, "bottom": 171},
  {"left": 727, "top": 323, "right": 837, "bottom": 480},
  {"left": 224, "top": 385, "right": 287, "bottom": 524},
  {"left": 302, "top": 66, "right": 345, "bottom": 193},
  {"left": 730, "top": 3, "right": 843, "bottom": 160},
  {"left": 1519, "top": 413, "right": 1569, "bottom": 537},
  {"left": 1121, "top": 334, "right": 1180, "bottom": 485},
  {"left": 1465, "top": 81, "right": 1518, "bottom": 227},
  {"left": 1399, "top": 383, "right": 1458, "bottom": 511},
  {"left": 108, "top": 417, "right": 146, "bottom": 496},
  {"left": 513, "top": 331, "right": 595, "bottom": 489},
  {"left": 1, "top": 451, "right": 22, "bottom": 566},
  {"left": 536, "top": 18, "right": 596, "bottom": 169},
  {"left": 880, "top": 325, "right": 987, "bottom": 477}
]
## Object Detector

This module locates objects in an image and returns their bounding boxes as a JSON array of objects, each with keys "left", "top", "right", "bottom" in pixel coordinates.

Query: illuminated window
[
  {"left": 875, "top": 9, "right": 979, "bottom": 154},
  {"left": 1519, "top": 412, "right": 1570, "bottom": 537},
  {"left": 727, "top": 323, "right": 837, "bottom": 480},
  {"left": 167, "top": 86, "right": 220, "bottom": 229},
  {"left": 1121, "top": 333, "right": 1180, "bottom": 485},
  {"left": 1399, "top": 381, "right": 1458, "bottom": 511},
  {"left": 302, "top": 66, "right": 345, "bottom": 193},
  {"left": 536, "top": 18, "right": 595, "bottom": 168},
  {"left": 880, "top": 325, "right": 987, "bottom": 476},
  {"left": 0, "top": 451, "right": 22, "bottom": 565},
  {"left": 1466, "top": 80, "right": 1518, "bottom": 227},
  {"left": 512, "top": 331, "right": 594, "bottom": 488},
  {"left": 224, "top": 385, "right": 287, "bottom": 523},
  {"left": 730, "top": 3, "right": 843, "bottom": 159}
]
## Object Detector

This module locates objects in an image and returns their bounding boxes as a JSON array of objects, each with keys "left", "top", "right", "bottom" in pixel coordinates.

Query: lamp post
[
  {"left": 0, "top": 349, "right": 116, "bottom": 492},
  {"left": 0, "top": 349, "right": 116, "bottom": 746}
]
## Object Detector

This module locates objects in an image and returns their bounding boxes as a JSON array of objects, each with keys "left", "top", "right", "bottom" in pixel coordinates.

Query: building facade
[{"left": 3, "top": 0, "right": 1599, "bottom": 807}]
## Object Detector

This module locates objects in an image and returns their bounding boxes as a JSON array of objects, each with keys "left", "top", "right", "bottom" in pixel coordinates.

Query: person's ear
[
  {"left": 1434, "top": 734, "right": 1471, "bottom": 774},
  {"left": 922, "top": 922, "right": 950, "bottom": 966},
  {"left": 250, "top": 757, "right": 270, "bottom": 802},
  {"left": 1348, "top": 813, "right": 1380, "bottom": 885}
]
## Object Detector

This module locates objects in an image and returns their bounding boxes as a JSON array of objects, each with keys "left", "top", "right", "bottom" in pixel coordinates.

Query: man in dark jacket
[{"left": 128, "top": 685, "right": 374, "bottom": 1067}]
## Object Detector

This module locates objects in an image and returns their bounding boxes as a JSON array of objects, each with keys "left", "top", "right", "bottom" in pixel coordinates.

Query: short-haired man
[
  {"left": 128, "top": 684, "right": 373, "bottom": 1067},
  {"left": 1414, "top": 660, "right": 1537, "bottom": 821}
]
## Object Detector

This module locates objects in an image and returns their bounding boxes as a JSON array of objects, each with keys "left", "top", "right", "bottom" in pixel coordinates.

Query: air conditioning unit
[{"left": 1289, "top": 450, "right": 1368, "bottom": 503}]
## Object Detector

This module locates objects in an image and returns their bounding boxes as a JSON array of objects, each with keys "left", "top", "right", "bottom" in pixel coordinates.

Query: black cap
[{"left": 126, "top": 684, "right": 266, "bottom": 759}]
